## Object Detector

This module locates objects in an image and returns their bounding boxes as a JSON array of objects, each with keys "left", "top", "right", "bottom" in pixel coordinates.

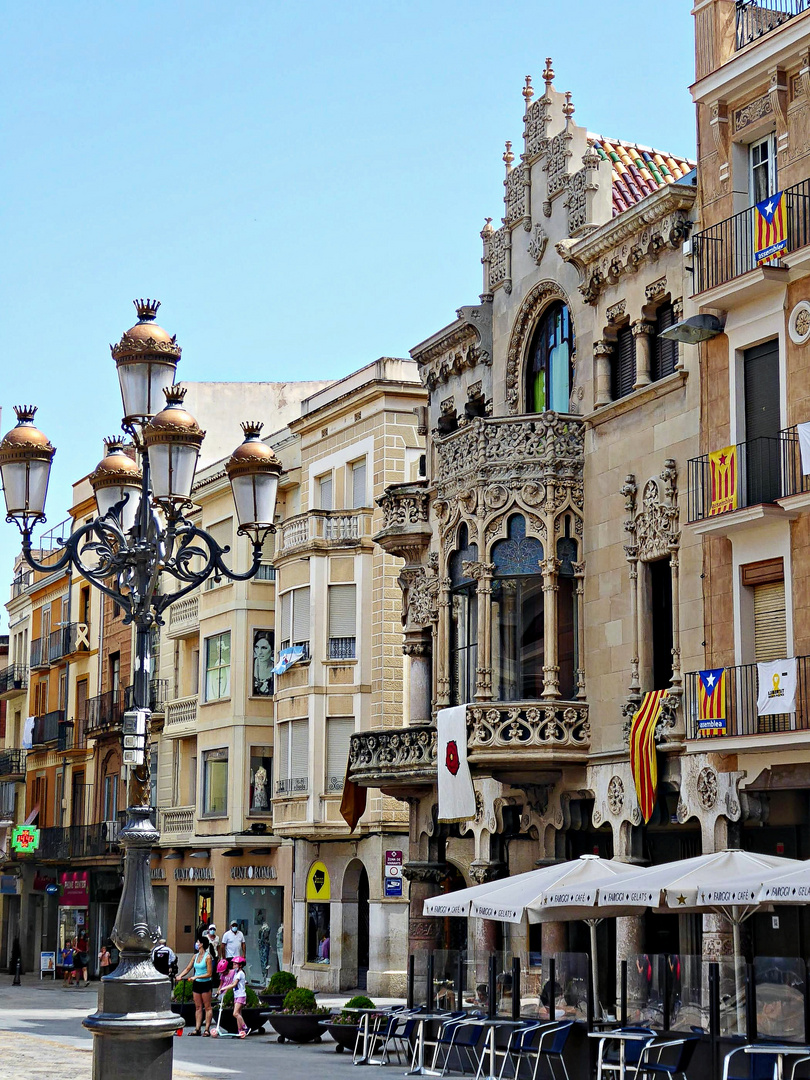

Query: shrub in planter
[
  {"left": 322, "top": 995, "right": 377, "bottom": 1053},
  {"left": 331, "top": 996, "right": 376, "bottom": 1024},
  {"left": 267, "top": 987, "right": 332, "bottom": 1044},
  {"left": 281, "top": 988, "right": 328, "bottom": 1014},
  {"left": 266, "top": 971, "right": 297, "bottom": 996},
  {"left": 172, "top": 979, "right": 194, "bottom": 1003}
]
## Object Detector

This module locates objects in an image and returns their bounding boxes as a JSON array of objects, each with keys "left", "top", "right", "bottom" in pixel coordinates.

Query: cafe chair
[
  {"left": 497, "top": 1021, "right": 558, "bottom": 1080},
  {"left": 596, "top": 1027, "right": 656, "bottom": 1080},
  {"left": 381, "top": 1007, "right": 426, "bottom": 1064},
  {"left": 519, "top": 1021, "right": 574, "bottom": 1080},
  {"left": 430, "top": 1014, "right": 483, "bottom": 1076},
  {"left": 355, "top": 1006, "right": 408, "bottom": 1065},
  {"left": 722, "top": 1045, "right": 779, "bottom": 1080},
  {"left": 634, "top": 1035, "right": 700, "bottom": 1080}
]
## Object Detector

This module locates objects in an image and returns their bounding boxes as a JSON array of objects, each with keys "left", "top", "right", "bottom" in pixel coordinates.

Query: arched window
[
  {"left": 491, "top": 515, "right": 545, "bottom": 700},
  {"left": 525, "top": 301, "right": 574, "bottom": 413},
  {"left": 449, "top": 524, "right": 478, "bottom": 706}
]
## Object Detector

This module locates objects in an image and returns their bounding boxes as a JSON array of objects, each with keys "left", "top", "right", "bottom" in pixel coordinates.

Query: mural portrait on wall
[{"left": 252, "top": 629, "right": 274, "bottom": 697}]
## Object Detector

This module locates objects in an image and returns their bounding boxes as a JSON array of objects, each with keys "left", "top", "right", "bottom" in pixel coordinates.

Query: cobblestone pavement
[{"left": 0, "top": 975, "right": 405, "bottom": 1079}]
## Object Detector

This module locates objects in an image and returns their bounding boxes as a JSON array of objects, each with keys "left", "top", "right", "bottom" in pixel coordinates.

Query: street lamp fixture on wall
[{"left": 0, "top": 299, "right": 278, "bottom": 1080}]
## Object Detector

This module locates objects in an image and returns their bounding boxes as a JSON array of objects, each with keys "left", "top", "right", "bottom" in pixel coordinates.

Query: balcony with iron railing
[
  {"left": 0, "top": 749, "right": 26, "bottom": 779},
  {"left": 123, "top": 679, "right": 169, "bottom": 715},
  {"left": 692, "top": 176, "right": 810, "bottom": 294},
  {"left": 84, "top": 689, "right": 126, "bottom": 736},
  {"left": 0, "top": 664, "right": 28, "bottom": 697},
  {"left": 347, "top": 700, "right": 590, "bottom": 789},
  {"left": 736, "top": 0, "right": 807, "bottom": 50},
  {"left": 30, "top": 623, "right": 89, "bottom": 668},
  {"left": 685, "top": 655, "right": 810, "bottom": 740},
  {"left": 688, "top": 427, "right": 810, "bottom": 525},
  {"left": 31, "top": 709, "right": 66, "bottom": 747},
  {"left": 278, "top": 509, "right": 374, "bottom": 556},
  {"left": 33, "top": 822, "right": 120, "bottom": 861}
]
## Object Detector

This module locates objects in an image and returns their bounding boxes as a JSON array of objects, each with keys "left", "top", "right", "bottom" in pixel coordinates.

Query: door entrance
[
  {"left": 357, "top": 868, "right": 369, "bottom": 990},
  {"left": 744, "top": 340, "right": 780, "bottom": 505}
]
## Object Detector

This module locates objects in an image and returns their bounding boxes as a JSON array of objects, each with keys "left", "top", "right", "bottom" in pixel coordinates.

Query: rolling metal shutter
[
  {"left": 328, "top": 585, "right": 356, "bottom": 638},
  {"left": 278, "top": 723, "right": 289, "bottom": 779},
  {"left": 326, "top": 718, "right": 355, "bottom": 788},
  {"left": 753, "top": 580, "right": 787, "bottom": 663},
  {"left": 280, "top": 592, "right": 291, "bottom": 645},
  {"left": 352, "top": 460, "right": 367, "bottom": 508},
  {"left": 290, "top": 719, "right": 309, "bottom": 783},
  {"left": 293, "top": 587, "right": 310, "bottom": 645}
]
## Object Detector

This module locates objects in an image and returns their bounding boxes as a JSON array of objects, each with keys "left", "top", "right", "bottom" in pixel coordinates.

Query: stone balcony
[
  {"left": 163, "top": 695, "right": 198, "bottom": 738},
  {"left": 167, "top": 594, "right": 199, "bottom": 638},
  {"left": 347, "top": 700, "right": 590, "bottom": 791},
  {"left": 374, "top": 481, "right": 432, "bottom": 563},
  {"left": 277, "top": 509, "right": 374, "bottom": 557},
  {"left": 159, "top": 805, "right": 194, "bottom": 840}
]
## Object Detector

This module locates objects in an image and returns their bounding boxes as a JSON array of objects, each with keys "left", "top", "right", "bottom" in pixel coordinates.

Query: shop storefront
[
  {"left": 305, "top": 861, "right": 331, "bottom": 965},
  {"left": 58, "top": 871, "right": 90, "bottom": 952},
  {"left": 227, "top": 864, "right": 283, "bottom": 985}
]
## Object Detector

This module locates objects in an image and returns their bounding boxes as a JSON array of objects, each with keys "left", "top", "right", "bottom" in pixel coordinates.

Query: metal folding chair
[
  {"left": 635, "top": 1035, "right": 700, "bottom": 1080},
  {"left": 431, "top": 1016, "right": 489, "bottom": 1076},
  {"left": 521, "top": 1021, "right": 574, "bottom": 1080}
]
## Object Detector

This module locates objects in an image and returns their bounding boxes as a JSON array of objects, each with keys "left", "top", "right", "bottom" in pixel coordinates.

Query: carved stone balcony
[
  {"left": 347, "top": 700, "right": 590, "bottom": 791},
  {"left": 163, "top": 695, "right": 198, "bottom": 738},
  {"left": 167, "top": 594, "right": 199, "bottom": 638},
  {"left": 374, "top": 481, "right": 432, "bottom": 563},
  {"left": 159, "top": 805, "right": 194, "bottom": 839},
  {"left": 278, "top": 509, "right": 374, "bottom": 557}
]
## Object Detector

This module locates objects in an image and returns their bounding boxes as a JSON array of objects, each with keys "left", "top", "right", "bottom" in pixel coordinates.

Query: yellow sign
[{"left": 306, "top": 861, "right": 330, "bottom": 902}]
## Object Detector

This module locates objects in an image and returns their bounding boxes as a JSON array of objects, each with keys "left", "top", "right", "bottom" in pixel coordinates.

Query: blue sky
[{"left": 0, "top": 1, "right": 695, "bottom": 618}]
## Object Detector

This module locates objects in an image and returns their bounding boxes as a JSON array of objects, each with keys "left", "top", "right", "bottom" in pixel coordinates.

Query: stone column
[
  {"left": 543, "top": 921, "right": 567, "bottom": 956},
  {"left": 541, "top": 557, "right": 560, "bottom": 699},
  {"left": 632, "top": 321, "right": 655, "bottom": 389},
  {"left": 404, "top": 640, "right": 432, "bottom": 725},
  {"left": 403, "top": 864, "right": 448, "bottom": 956},
  {"left": 436, "top": 577, "right": 452, "bottom": 707},
  {"left": 467, "top": 562, "right": 495, "bottom": 702},
  {"left": 573, "top": 560, "right": 586, "bottom": 700},
  {"left": 593, "top": 341, "right": 614, "bottom": 408}
]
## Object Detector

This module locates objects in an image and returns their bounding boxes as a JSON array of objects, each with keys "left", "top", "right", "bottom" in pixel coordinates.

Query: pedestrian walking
[
  {"left": 177, "top": 939, "right": 214, "bottom": 1036},
  {"left": 220, "top": 920, "right": 246, "bottom": 961},
  {"left": 98, "top": 943, "right": 113, "bottom": 978},
  {"left": 62, "top": 940, "right": 75, "bottom": 986}
]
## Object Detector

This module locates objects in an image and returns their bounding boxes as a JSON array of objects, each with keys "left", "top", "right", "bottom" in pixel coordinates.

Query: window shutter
[
  {"left": 319, "top": 475, "right": 333, "bottom": 511},
  {"left": 612, "top": 326, "right": 636, "bottom": 400},
  {"left": 293, "top": 587, "right": 310, "bottom": 644},
  {"left": 290, "top": 719, "right": 309, "bottom": 781},
  {"left": 653, "top": 303, "right": 678, "bottom": 381},
  {"left": 280, "top": 592, "right": 292, "bottom": 644},
  {"left": 352, "top": 460, "right": 367, "bottom": 508},
  {"left": 753, "top": 580, "right": 787, "bottom": 663},
  {"left": 278, "top": 724, "right": 290, "bottom": 779},
  {"left": 326, "top": 717, "right": 354, "bottom": 786},
  {"left": 329, "top": 585, "right": 356, "bottom": 638}
]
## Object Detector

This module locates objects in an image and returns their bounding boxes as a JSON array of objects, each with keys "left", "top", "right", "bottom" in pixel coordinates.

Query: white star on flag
[
  {"left": 706, "top": 673, "right": 715, "bottom": 688},
  {"left": 765, "top": 200, "right": 774, "bottom": 217}
]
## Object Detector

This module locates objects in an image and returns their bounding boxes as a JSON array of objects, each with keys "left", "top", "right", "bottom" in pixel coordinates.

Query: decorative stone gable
[{"left": 413, "top": 301, "right": 493, "bottom": 393}]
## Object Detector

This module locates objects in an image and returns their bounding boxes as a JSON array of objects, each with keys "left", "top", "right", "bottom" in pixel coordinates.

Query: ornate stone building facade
[{"left": 352, "top": 60, "right": 706, "bottom": 991}]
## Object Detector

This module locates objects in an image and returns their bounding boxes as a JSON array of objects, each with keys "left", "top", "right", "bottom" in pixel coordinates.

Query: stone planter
[
  {"left": 266, "top": 1011, "right": 331, "bottom": 1044},
  {"left": 171, "top": 1002, "right": 197, "bottom": 1028},
  {"left": 259, "top": 993, "right": 286, "bottom": 1009},
  {"left": 321, "top": 1020, "right": 360, "bottom": 1053}
]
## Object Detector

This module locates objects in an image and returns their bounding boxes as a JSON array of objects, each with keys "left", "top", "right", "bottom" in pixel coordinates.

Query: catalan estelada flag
[
  {"left": 697, "top": 668, "right": 726, "bottom": 736},
  {"left": 629, "top": 689, "right": 666, "bottom": 824},
  {"left": 709, "top": 445, "right": 737, "bottom": 515},
  {"left": 755, "top": 190, "right": 788, "bottom": 265}
]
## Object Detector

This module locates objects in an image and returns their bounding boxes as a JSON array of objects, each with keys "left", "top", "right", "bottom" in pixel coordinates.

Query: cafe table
[
  {"left": 352, "top": 1007, "right": 407, "bottom": 1066},
  {"left": 744, "top": 1042, "right": 810, "bottom": 1080},
  {"left": 589, "top": 1027, "right": 655, "bottom": 1080},
  {"left": 467, "top": 1018, "right": 527, "bottom": 1080},
  {"left": 405, "top": 1011, "right": 456, "bottom": 1075}
]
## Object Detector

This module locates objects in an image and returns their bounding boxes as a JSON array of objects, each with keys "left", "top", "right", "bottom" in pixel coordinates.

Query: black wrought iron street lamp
[{"left": 0, "top": 300, "right": 281, "bottom": 1080}]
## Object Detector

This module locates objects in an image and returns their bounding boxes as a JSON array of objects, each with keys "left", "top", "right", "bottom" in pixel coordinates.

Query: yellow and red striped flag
[
  {"left": 629, "top": 689, "right": 667, "bottom": 824},
  {"left": 755, "top": 190, "right": 788, "bottom": 265},
  {"left": 709, "top": 445, "right": 737, "bottom": 515}
]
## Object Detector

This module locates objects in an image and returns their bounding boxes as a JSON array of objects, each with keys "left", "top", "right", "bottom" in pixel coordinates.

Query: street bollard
[{"left": 12, "top": 959, "right": 21, "bottom": 986}]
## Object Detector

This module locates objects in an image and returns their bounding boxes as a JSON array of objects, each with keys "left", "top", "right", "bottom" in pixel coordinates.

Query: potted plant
[
  {"left": 215, "top": 985, "right": 266, "bottom": 1034},
  {"left": 260, "top": 970, "right": 298, "bottom": 1009},
  {"left": 266, "top": 987, "right": 332, "bottom": 1044},
  {"left": 171, "top": 979, "right": 197, "bottom": 1028},
  {"left": 321, "top": 995, "right": 375, "bottom": 1053}
]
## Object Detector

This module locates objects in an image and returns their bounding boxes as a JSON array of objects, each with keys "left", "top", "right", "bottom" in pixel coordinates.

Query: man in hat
[{"left": 220, "top": 919, "right": 246, "bottom": 962}]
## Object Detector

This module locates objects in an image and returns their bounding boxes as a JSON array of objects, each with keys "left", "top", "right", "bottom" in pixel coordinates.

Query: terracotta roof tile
[{"left": 591, "top": 137, "right": 694, "bottom": 216}]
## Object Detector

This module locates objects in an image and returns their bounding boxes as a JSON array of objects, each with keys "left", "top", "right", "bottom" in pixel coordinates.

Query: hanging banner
[
  {"left": 709, "top": 446, "right": 737, "bottom": 515},
  {"left": 697, "top": 668, "right": 727, "bottom": 736},
  {"left": 629, "top": 690, "right": 667, "bottom": 823},
  {"left": 437, "top": 705, "right": 476, "bottom": 823},
  {"left": 754, "top": 190, "right": 788, "bottom": 265},
  {"left": 757, "top": 658, "right": 797, "bottom": 716}
]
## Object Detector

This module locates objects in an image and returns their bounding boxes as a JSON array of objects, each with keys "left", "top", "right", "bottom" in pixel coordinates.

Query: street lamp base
[{"left": 83, "top": 967, "right": 178, "bottom": 1080}]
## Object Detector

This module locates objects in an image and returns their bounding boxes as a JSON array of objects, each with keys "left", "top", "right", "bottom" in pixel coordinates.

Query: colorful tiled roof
[{"left": 590, "top": 137, "right": 695, "bottom": 217}]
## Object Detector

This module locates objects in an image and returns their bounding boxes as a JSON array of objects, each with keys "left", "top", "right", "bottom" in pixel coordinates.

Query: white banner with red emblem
[{"left": 437, "top": 705, "right": 476, "bottom": 823}]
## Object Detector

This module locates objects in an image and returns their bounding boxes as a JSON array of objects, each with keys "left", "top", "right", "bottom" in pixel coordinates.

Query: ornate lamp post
[{"left": 0, "top": 300, "right": 281, "bottom": 1080}]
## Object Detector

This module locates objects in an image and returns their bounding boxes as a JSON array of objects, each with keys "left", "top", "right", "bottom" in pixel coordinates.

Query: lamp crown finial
[
  {"left": 13, "top": 405, "right": 37, "bottom": 424},
  {"left": 134, "top": 298, "right": 161, "bottom": 322},
  {"left": 241, "top": 421, "right": 264, "bottom": 438},
  {"left": 163, "top": 385, "right": 187, "bottom": 407},
  {"left": 103, "top": 436, "right": 126, "bottom": 452}
]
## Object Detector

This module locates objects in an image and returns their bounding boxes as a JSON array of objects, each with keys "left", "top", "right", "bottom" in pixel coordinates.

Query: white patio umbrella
[
  {"left": 442, "top": 855, "right": 645, "bottom": 1016},
  {"left": 423, "top": 866, "right": 544, "bottom": 917},
  {"left": 595, "top": 849, "right": 799, "bottom": 1029},
  {"left": 698, "top": 857, "right": 810, "bottom": 908}
]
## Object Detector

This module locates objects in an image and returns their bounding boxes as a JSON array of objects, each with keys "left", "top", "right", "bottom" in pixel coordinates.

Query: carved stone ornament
[
  {"left": 402, "top": 862, "right": 451, "bottom": 885},
  {"left": 505, "top": 280, "right": 570, "bottom": 414},
  {"left": 413, "top": 301, "right": 493, "bottom": 392},
  {"left": 789, "top": 300, "right": 810, "bottom": 345},
  {"left": 487, "top": 225, "right": 511, "bottom": 292},
  {"left": 407, "top": 564, "right": 441, "bottom": 626},
  {"left": 696, "top": 766, "right": 718, "bottom": 811},
  {"left": 645, "top": 276, "right": 667, "bottom": 301},
  {"left": 607, "top": 775, "right": 625, "bottom": 815},
  {"left": 733, "top": 93, "right": 773, "bottom": 133},
  {"left": 504, "top": 165, "right": 527, "bottom": 226},
  {"left": 469, "top": 861, "right": 508, "bottom": 884},
  {"left": 625, "top": 460, "right": 680, "bottom": 564},
  {"left": 528, "top": 223, "right": 549, "bottom": 265},
  {"left": 606, "top": 300, "right": 626, "bottom": 323}
]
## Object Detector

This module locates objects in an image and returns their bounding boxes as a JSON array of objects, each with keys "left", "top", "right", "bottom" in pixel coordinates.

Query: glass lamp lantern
[
  {"left": 225, "top": 421, "right": 282, "bottom": 536},
  {"left": 89, "top": 438, "right": 143, "bottom": 533},
  {"left": 0, "top": 405, "right": 56, "bottom": 523},
  {"left": 111, "top": 299, "right": 182, "bottom": 426},
  {"left": 142, "top": 386, "right": 205, "bottom": 504}
]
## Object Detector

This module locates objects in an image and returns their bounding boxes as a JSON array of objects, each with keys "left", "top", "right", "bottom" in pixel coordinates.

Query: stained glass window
[
  {"left": 450, "top": 524, "right": 478, "bottom": 705},
  {"left": 492, "top": 515, "right": 544, "bottom": 576},
  {"left": 526, "top": 302, "right": 574, "bottom": 414}
]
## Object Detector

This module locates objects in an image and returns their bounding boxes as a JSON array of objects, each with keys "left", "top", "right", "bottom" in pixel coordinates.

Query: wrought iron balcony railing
[
  {"left": 328, "top": 636, "right": 356, "bottom": 660},
  {"left": 736, "top": 0, "right": 807, "bottom": 50},
  {"left": 0, "top": 664, "right": 28, "bottom": 695},
  {"left": 31, "top": 623, "right": 90, "bottom": 667},
  {"left": 685, "top": 655, "right": 810, "bottom": 739},
  {"left": 84, "top": 689, "right": 126, "bottom": 735},
  {"left": 123, "top": 679, "right": 169, "bottom": 714},
  {"left": 31, "top": 710, "right": 65, "bottom": 746},
  {"left": 35, "top": 822, "right": 120, "bottom": 861},
  {"left": 275, "top": 777, "right": 308, "bottom": 795},
  {"left": 0, "top": 749, "right": 26, "bottom": 778},
  {"left": 687, "top": 436, "right": 783, "bottom": 521},
  {"left": 692, "top": 176, "right": 810, "bottom": 293}
]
